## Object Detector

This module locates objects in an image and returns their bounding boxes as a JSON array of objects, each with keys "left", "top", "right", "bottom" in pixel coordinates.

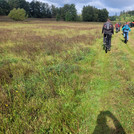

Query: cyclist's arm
[
  {"left": 129, "top": 27, "right": 131, "bottom": 31},
  {"left": 122, "top": 27, "right": 125, "bottom": 31}
]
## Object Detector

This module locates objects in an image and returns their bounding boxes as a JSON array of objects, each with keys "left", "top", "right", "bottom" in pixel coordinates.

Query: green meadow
[{"left": 0, "top": 20, "right": 134, "bottom": 134}]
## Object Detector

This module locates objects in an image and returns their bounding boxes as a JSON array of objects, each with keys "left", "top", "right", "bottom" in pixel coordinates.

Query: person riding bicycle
[
  {"left": 102, "top": 19, "right": 114, "bottom": 51},
  {"left": 122, "top": 22, "right": 131, "bottom": 41},
  {"left": 115, "top": 23, "right": 120, "bottom": 32},
  {"left": 122, "top": 23, "right": 126, "bottom": 35}
]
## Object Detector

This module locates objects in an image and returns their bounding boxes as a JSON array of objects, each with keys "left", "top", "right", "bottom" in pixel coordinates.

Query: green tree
[
  {"left": 8, "top": 0, "right": 19, "bottom": 9},
  {"left": 56, "top": 13, "right": 61, "bottom": 21},
  {"left": 0, "top": 0, "right": 10, "bottom": 15},
  {"left": 29, "top": 1, "right": 41, "bottom": 18},
  {"left": 56, "top": 8, "right": 62, "bottom": 21},
  {"left": 29, "top": 1, "right": 52, "bottom": 18},
  {"left": 82, "top": 6, "right": 108, "bottom": 22},
  {"left": 82, "top": 6, "right": 93, "bottom": 21},
  {"left": 61, "top": 4, "right": 70, "bottom": 20},
  {"left": 93, "top": 8, "right": 99, "bottom": 21},
  {"left": 51, "top": 5, "right": 58, "bottom": 18},
  {"left": 65, "top": 11, "right": 71, "bottom": 21},
  {"left": 8, "top": 0, "right": 30, "bottom": 15},
  {"left": 109, "top": 16, "right": 116, "bottom": 21},
  {"left": 70, "top": 4, "right": 77, "bottom": 21},
  {"left": 8, "top": 8, "right": 28, "bottom": 21},
  {"left": 61, "top": 4, "right": 77, "bottom": 21},
  {"left": 98, "top": 9, "right": 108, "bottom": 22},
  {"left": 82, "top": 6, "right": 98, "bottom": 22},
  {"left": 76, "top": 14, "right": 82, "bottom": 22},
  {"left": 18, "top": 0, "right": 30, "bottom": 15}
]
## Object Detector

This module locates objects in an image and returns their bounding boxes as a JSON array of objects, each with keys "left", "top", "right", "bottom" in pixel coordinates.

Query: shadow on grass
[
  {"left": 121, "top": 38, "right": 125, "bottom": 43},
  {"left": 102, "top": 44, "right": 105, "bottom": 50},
  {"left": 93, "top": 111, "right": 126, "bottom": 134}
]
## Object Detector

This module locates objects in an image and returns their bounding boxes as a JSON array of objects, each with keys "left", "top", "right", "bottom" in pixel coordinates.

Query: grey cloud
[
  {"left": 27, "top": 0, "right": 134, "bottom": 15},
  {"left": 102, "top": 0, "right": 134, "bottom": 8},
  {"left": 48, "top": 0, "right": 93, "bottom": 5},
  {"left": 44, "top": 0, "right": 134, "bottom": 9}
]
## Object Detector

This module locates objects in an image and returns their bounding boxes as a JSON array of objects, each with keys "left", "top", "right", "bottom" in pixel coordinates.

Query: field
[{"left": 0, "top": 19, "right": 134, "bottom": 134}]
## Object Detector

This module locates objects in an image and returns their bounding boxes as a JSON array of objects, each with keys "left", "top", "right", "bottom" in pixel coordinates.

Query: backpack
[
  {"left": 115, "top": 24, "right": 118, "bottom": 28},
  {"left": 125, "top": 25, "right": 129, "bottom": 30},
  {"left": 104, "top": 23, "right": 113, "bottom": 30}
]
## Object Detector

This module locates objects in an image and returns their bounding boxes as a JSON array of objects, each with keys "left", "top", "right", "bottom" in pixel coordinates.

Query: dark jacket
[{"left": 102, "top": 21, "right": 114, "bottom": 35}]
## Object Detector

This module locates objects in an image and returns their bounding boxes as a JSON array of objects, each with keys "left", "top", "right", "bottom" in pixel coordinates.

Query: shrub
[
  {"left": 8, "top": 8, "right": 28, "bottom": 21},
  {"left": 56, "top": 14, "right": 61, "bottom": 21}
]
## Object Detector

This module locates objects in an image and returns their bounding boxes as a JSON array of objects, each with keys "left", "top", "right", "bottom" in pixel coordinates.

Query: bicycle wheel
[{"left": 116, "top": 28, "right": 118, "bottom": 33}]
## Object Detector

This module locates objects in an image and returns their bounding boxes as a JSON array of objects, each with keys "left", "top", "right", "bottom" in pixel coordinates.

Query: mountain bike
[
  {"left": 104, "top": 34, "right": 110, "bottom": 53},
  {"left": 116, "top": 27, "right": 119, "bottom": 33}
]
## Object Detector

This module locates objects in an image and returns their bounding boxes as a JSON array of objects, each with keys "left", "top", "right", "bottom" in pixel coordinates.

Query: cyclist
[
  {"left": 122, "top": 23, "right": 126, "bottom": 35},
  {"left": 119, "top": 22, "right": 122, "bottom": 31},
  {"left": 115, "top": 23, "right": 120, "bottom": 33},
  {"left": 122, "top": 22, "right": 131, "bottom": 41},
  {"left": 102, "top": 19, "right": 114, "bottom": 51}
]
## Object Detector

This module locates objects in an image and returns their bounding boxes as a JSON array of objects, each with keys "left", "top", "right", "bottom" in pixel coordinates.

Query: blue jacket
[{"left": 122, "top": 25, "right": 131, "bottom": 32}]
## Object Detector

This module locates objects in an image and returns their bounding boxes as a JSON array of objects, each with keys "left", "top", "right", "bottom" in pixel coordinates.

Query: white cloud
[
  {"left": 27, "top": 0, "right": 59, "bottom": 7},
  {"left": 26, "top": 0, "right": 134, "bottom": 15}
]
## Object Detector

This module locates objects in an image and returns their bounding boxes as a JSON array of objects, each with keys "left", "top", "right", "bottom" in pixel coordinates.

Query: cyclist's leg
[
  {"left": 127, "top": 32, "right": 129, "bottom": 40},
  {"left": 107, "top": 34, "right": 111, "bottom": 50},
  {"left": 124, "top": 32, "right": 125, "bottom": 38},
  {"left": 103, "top": 34, "right": 106, "bottom": 44}
]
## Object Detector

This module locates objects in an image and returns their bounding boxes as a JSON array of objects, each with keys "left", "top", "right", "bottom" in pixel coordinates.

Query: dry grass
[
  {"left": 0, "top": 20, "right": 133, "bottom": 133},
  {"left": 0, "top": 21, "right": 101, "bottom": 58},
  {"left": 0, "top": 20, "right": 103, "bottom": 133}
]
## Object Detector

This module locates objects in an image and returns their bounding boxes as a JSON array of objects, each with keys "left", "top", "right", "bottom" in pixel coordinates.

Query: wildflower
[
  {"left": 5, "top": 104, "right": 8, "bottom": 107},
  {"left": 16, "top": 90, "right": 18, "bottom": 93}
]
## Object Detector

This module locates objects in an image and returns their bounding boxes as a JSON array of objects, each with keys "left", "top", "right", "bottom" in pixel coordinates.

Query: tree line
[
  {"left": 108, "top": 10, "right": 134, "bottom": 22},
  {"left": 82, "top": 6, "right": 108, "bottom": 22},
  {"left": 0, "top": 0, "right": 109, "bottom": 22}
]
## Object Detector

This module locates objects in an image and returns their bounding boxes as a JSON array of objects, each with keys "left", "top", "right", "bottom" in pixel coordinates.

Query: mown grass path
[{"left": 79, "top": 30, "right": 134, "bottom": 133}]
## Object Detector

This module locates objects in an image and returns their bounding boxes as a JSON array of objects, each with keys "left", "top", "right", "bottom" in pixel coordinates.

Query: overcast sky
[{"left": 27, "top": 0, "right": 134, "bottom": 16}]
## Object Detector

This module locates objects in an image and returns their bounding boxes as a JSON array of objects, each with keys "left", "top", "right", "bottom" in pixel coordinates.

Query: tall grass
[{"left": 0, "top": 21, "right": 102, "bottom": 133}]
